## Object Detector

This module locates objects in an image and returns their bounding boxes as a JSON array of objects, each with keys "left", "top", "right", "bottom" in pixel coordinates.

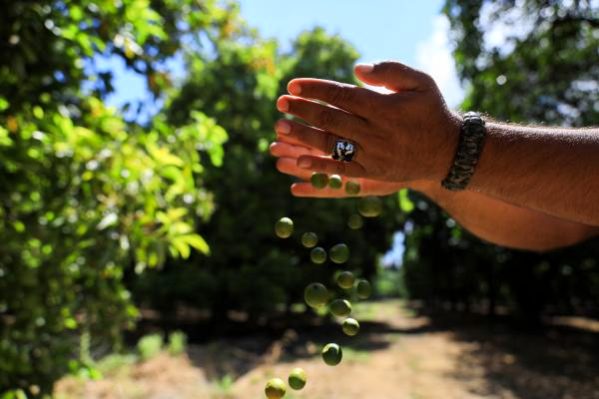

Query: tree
[
  {"left": 399, "top": 0, "right": 599, "bottom": 322},
  {"left": 133, "top": 27, "right": 400, "bottom": 322},
  {"left": 0, "top": 0, "right": 233, "bottom": 394}
]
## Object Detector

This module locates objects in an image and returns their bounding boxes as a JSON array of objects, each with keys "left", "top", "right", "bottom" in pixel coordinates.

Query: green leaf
[
  {"left": 179, "top": 234, "right": 210, "bottom": 255},
  {"left": 398, "top": 189, "right": 415, "bottom": 213},
  {"left": 171, "top": 237, "right": 191, "bottom": 259},
  {"left": 147, "top": 143, "right": 184, "bottom": 166},
  {"left": 0, "top": 97, "right": 9, "bottom": 111}
]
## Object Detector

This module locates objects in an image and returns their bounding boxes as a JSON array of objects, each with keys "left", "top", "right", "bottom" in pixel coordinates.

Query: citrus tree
[
  {"left": 0, "top": 0, "right": 234, "bottom": 395},
  {"left": 133, "top": 27, "right": 401, "bottom": 321},
  {"left": 399, "top": 0, "right": 599, "bottom": 322}
]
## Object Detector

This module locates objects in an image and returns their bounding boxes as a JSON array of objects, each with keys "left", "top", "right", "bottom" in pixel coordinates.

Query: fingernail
[
  {"left": 298, "top": 158, "right": 312, "bottom": 168},
  {"left": 277, "top": 120, "right": 291, "bottom": 134},
  {"left": 288, "top": 81, "right": 302, "bottom": 95},
  {"left": 356, "top": 63, "right": 374, "bottom": 73},
  {"left": 277, "top": 97, "right": 289, "bottom": 112}
]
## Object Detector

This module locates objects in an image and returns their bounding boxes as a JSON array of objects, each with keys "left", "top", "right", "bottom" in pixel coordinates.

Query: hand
[
  {"left": 270, "top": 141, "right": 412, "bottom": 198},
  {"left": 275, "top": 61, "right": 461, "bottom": 183}
]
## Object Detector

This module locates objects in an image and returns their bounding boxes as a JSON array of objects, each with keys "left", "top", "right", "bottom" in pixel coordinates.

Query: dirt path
[{"left": 56, "top": 300, "right": 599, "bottom": 399}]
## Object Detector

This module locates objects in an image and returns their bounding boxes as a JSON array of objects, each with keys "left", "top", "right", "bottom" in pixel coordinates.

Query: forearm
[
  {"left": 413, "top": 181, "right": 599, "bottom": 252},
  {"left": 467, "top": 121, "right": 599, "bottom": 226}
]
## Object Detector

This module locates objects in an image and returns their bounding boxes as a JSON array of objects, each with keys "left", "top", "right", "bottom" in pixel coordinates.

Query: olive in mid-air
[
  {"left": 329, "top": 298, "right": 352, "bottom": 317},
  {"left": 275, "top": 217, "right": 294, "bottom": 238},
  {"left": 347, "top": 214, "right": 364, "bottom": 230},
  {"left": 321, "top": 343, "right": 343, "bottom": 366},
  {"left": 356, "top": 279, "right": 372, "bottom": 299},
  {"left": 336, "top": 271, "right": 355, "bottom": 289},
  {"left": 310, "top": 246, "right": 327, "bottom": 264},
  {"left": 301, "top": 232, "right": 318, "bottom": 248},
  {"left": 304, "top": 283, "right": 328, "bottom": 308},
  {"left": 342, "top": 318, "right": 360, "bottom": 336},
  {"left": 329, "top": 243, "right": 349, "bottom": 264},
  {"left": 345, "top": 181, "right": 361, "bottom": 195},
  {"left": 288, "top": 367, "right": 307, "bottom": 390},
  {"left": 264, "top": 378, "right": 286, "bottom": 399},
  {"left": 311, "top": 172, "right": 329, "bottom": 189},
  {"left": 328, "top": 174, "right": 343, "bottom": 189},
  {"left": 357, "top": 196, "right": 383, "bottom": 218}
]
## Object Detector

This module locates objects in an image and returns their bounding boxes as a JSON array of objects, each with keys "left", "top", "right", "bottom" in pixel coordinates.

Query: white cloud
[{"left": 415, "top": 15, "right": 464, "bottom": 108}]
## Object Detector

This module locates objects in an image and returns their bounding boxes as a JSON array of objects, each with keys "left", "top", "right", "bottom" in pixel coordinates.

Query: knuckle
[
  {"left": 325, "top": 134, "right": 336, "bottom": 152},
  {"left": 317, "top": 109, "right": 335, "bottom": 129},
  {"left": 334, "top": 162, "right": 346, "bottom": 175},
  {"left": 418, "top": 72, "right": 435, "bottom": 87},
  {"left": 329, "top": 84, "right": 353, "bottom": 105},
  {"left": 375, "top": 61, "right": 397, "bottom": 74},
  {"left": 376, "top": 95, "right": 398, "bottom": 115}
]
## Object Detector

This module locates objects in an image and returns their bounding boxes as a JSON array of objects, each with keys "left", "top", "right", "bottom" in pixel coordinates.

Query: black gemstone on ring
[{"left": 332, "top": 140, "right": 356, "bottom": 162}]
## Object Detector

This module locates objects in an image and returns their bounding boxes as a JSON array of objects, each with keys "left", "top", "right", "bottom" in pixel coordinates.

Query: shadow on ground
[
  {"left": 140, "top": 300, "right": 599, "bottom": 398},
  {"left": 433, "top": 313, "right": 599, "bottom": 399}
]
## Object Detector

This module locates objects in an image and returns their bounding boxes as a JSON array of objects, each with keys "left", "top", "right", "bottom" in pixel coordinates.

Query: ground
[{"left": 55, "top": 300, "right": 599, "bottom": 399}]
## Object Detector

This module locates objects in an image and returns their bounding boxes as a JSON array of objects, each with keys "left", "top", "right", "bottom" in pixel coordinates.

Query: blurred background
[{"left": 1, "top": 1, "right": 598, "bottom": 398}]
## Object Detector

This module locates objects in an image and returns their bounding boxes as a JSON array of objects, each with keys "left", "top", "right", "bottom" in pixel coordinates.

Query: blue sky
[
  {"left": 237, "top": 0, "right": 444, "bottom": 64},
  {"left": 105, "top": 0, "right": 463, "bottom": 119},
  {"left": 236, "top": 0, "right": 464, "bottom": 103}
]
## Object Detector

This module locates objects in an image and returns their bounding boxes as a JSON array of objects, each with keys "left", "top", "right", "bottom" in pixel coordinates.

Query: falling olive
[
  {"left": 321, "top": 343, "right": 343, "bottom": 366},
  {"left": 304, "top": 283, "right": 328, "bottom": 308},
  {"left": 328, "top": 174, "right": 343, "bottom": 189},
  {"left": 275, "top": 217, "right": 294, "bottom": 239},
  {"left": 311, "top": 172, "right": 329, "bottom": 189},
  {"left": 301, "top": 232, "right": 318, "bottom": 248}
]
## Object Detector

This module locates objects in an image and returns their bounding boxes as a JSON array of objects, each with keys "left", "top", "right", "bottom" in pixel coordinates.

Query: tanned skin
[
  {"left": 270, "top": 141, "right": 598, "bottom": 252},
  {"left": 270, "top": 61, "right": 599, "bottom": 252}
]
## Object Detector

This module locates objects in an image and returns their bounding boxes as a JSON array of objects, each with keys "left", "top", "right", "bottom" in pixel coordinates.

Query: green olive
[
  {"left": 321, "top": 343, "right": 343, "bottom": 366},
  {"left": 329, "top": 243, "right": 349, "bottom": 264},
  {"left": 288, "top": 367, "right": 307, "bottom": 390},
  {"left": 342, "top": 318, "right": 360, "bottom": 336},
  {"left": 329, "top": 298, "right": 352, "bottom": 317},
  {"left": 357, "top": 196, "right": 383, "bottom": 218},
  {"left": 345, "top": 181, "right": 361, "bottom": 195},
  {"left": 265, "top": 378, "right": 286, "bottom": 399},
  {"left": 328, "top": 174, "right": 343, "bottom": 189},
  {"left": 310, "top": 246, "right": 327, "bottom": 264},
  {"left": 336, "top": 271, "right": 355, "bottom": 289},
  {"left": 275, "top": 217, "right": 294, "bottom": 239},
  {"left": 347, "top": 214, "right": 364, "bottom": 230},
  {"left": 301, "top": 232, "right": 318, "bottom": 248},
  {"left": 304, "top": 283, "right": 328, "bottom": 308},
  {"left": 311, "top": 172, "right": 329, "bottom": 189},
  {"left": 356, "top": 279, "right": 372, "bottom": 299}
]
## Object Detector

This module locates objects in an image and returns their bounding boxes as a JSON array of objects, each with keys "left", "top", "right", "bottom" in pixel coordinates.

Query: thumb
[{"left": 354, "top": 61, "right": 432, "bottom": 92}]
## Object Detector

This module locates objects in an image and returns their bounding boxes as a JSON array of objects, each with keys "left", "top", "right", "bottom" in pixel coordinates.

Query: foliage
[
  {"left": 0, "top": 0, "right": 232, "bottom": 394},
  {"left": 133, "top": 27, "right": 401, "bottom": 320},
  {"left": 445, "top": 0, "right": 599, "bottom": 126},
  {"left": 167, "top": 330, "right": 187, "bottom": 355},
  {"left": 137, "top": 333, "right": 163, "bottom": 361},
  {"left": 399, "top": 0, "right": 599, "bottom": 321}
]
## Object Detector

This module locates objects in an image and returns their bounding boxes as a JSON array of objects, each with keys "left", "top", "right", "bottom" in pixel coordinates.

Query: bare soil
[{"left": 55, "top": 300, "right": 599, "bottom": 399}]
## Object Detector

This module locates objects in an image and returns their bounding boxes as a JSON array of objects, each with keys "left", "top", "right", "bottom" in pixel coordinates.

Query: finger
[
  {"left": 276, "top": 157, "right": 313, "bottom": 180},
  {"left": 354, "top": 61, "right": 433, "bottom": 92},
  {"left": 287, "top": 79, "right": 385, "bottom": 118},
  {"left": 292, "top": 179, "right": 405, "bottom": 198},
  {"left": 291, "top": 182, "right": 350, "bottom": 198},
  {"left": 275, "top": 119, "right": 337, "bottom": 155},
  {"left": 296, "top": 155, "right": 367, "bottom": 177},
  {"left": 276, "top": 95, "right": 370, "bottom": 143},
  {"left": 269, "top": 141, "right": 324, "bottom": 159}
]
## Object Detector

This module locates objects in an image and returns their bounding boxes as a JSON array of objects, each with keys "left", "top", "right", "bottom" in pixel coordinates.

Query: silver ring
[{"left": 332, "top": 139, "right": 356, "bottom": 162}]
